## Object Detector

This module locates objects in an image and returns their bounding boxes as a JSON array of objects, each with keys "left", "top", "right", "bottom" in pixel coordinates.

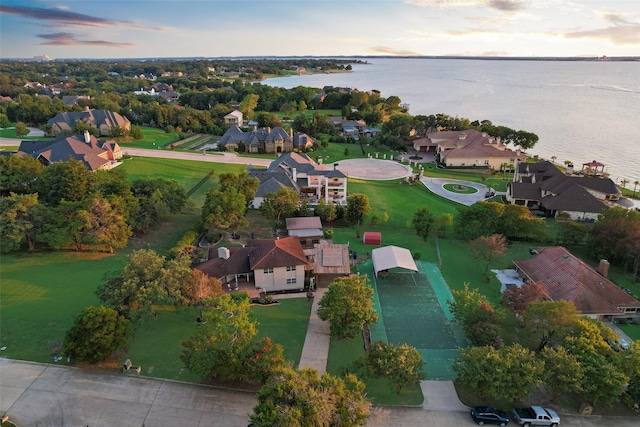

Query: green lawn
[
  {"left": 251, "top": 298, "right": 311, "bottom": 367},
  {"left": 0, "top": 251, "right": 125, "bottom": 362},
  {"left": 327, "top": 336, "right": 423, "bottom": 405},
  {"left": 117, "top": 126, "right": 182, "bottom": 149},
  {"left": 619, "top": 324, "right": 640, "bottom": 341}
]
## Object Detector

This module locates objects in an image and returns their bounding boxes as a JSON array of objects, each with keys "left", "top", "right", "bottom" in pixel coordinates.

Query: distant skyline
[{"left": 1, "top": 0, "right": 639, "bottom": 59}]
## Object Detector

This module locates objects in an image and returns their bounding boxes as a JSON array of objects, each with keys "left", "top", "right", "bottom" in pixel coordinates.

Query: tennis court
[{"left": 358, "top": 259, "right": 466, "bottom": 380}]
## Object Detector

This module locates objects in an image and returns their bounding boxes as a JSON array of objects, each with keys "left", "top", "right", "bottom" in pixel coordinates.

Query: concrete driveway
[{"left": 420, "top": 177, "right": 501, "bottom": 206}]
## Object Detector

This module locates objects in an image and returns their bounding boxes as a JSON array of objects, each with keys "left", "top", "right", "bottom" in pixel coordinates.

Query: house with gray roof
[
  {"left": 47, "top": 108, "right": 130, "bottom": 137},
  {"left": 18, "top": 131, "right": 122, "bottom": 171},
  {"left": 507, "top": 160, "right": 625, "bottom": 221},
  {"left": 218, "top": 125, "right": 313, "bottom": 154},
  {"left": 248, "top": 152, "right": 347, "bottom": 208}
]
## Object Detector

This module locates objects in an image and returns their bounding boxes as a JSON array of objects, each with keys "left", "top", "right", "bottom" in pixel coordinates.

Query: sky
[{"left": 1, "top": 0, "right": 639, "bottom": 59}]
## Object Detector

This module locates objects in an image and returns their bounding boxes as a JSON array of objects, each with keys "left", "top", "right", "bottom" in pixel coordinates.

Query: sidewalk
[{"left": 297, "top": 288, "right": 331, "bottom": 373}]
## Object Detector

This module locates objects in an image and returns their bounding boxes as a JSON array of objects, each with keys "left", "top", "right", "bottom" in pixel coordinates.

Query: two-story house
[
  {"left": 224, "top": 110, "right": 244, "bottom": 127},
  {"left": 195, "top": 237, "right": 309, "bottom": 293},
  {"left": 248, "top": 152, "right": 348, "bottom": 208}
]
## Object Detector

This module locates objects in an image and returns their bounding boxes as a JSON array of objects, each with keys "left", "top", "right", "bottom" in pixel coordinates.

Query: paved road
[{"left": 2, "top": 359, "right": 639, "bottom": 427}]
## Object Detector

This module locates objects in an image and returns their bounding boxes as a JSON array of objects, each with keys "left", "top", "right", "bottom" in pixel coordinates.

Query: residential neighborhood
[{"left": 1, "top": 56, "right": 639, "bottom": 427}]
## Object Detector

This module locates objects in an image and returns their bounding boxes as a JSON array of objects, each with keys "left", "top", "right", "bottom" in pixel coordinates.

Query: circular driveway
[
  {"left": 335, "top": 158, "right": 413, "bottom": 180},
  {"left": 420, "top": 177, "right": 498, "bottom": 206}
]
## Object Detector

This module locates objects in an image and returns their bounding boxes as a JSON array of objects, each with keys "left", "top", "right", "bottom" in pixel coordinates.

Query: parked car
[
  {"left": 470, "top": 406, "right": 510, "bottom": 426},
  {"left": 511, "top": 406, "right": 560, "bottom": 426},
  {"left": 619, "top": 338, "right": 630, "bottom": 350}
]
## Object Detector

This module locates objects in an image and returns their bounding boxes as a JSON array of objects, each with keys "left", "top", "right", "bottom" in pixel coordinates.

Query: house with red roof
[
  {"left": 195, "top": 237, "right": 309, "bottom": 293},
  {"left": 513, "top": 246, "right": 640, "bottom": 321},
  {"left": 418, "top": 129, "right": 525, "bottom": 170}
]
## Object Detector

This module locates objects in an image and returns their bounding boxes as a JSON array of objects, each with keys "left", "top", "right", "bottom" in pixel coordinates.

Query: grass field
[
  {"left": 117, "top": 126, "right": 182, "bottom": 149},
  {"left": 326, "top": 335, "right": 424, "bottom": 405}
]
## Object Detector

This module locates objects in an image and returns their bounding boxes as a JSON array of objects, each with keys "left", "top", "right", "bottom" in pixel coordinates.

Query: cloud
[
  {"left": 0, "top": 4, "right": 122, "bottom": 28},
  {"left": 602, "top": 12, "right": 634, "bottom": 26},
  {"left": 563, "top": 24, "right": 640, "bottom": 45},
  {"left": 407, "top": 0, "right": 524, "bottom": 12},
  {"left": 0, "top": 4, "right": 168, "bottom": 31},
  {"left": 368, "top": 46, "right": 424, "bottom": 56},
  {"left": 37, "top": 32, "right": 135, "bottom": 48},
  {"left": 487, "top": 0, "right": 524, "bottom": 12}
]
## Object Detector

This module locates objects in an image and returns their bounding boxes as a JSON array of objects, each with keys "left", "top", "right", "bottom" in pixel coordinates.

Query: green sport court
[{"left": 358, "top": 259, "right": 467, "bottom": 380}]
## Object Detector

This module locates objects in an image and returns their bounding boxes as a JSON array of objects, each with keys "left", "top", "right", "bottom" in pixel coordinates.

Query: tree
[
  {"left": 563, "top": 319, "right": 628, "bottom": 406},
  {"left": 589, "top": 207, "right": 640, "bottom": 282},
  {"left": 96, "top": 249, "right": 166, "bottom": 319},
  {"left": 413, "top": 207, "right": 435, "bottom": 242},
  {"left": 201, "top": 187, "right": 248, "bottom": 238},
  {"left": 38, "top": 158, "right": 95, "bottom": 205},
  {"left": 499, "top": 204, "right": 547, "bottom": 241},
  {"left": 63, "top": 305, "right": 130, "bottom": 364},
  {"left": 453, "top": 201, "right": 503, "bottom": 241},
  {"left": 83, "top": 196, "right": 132, "bottom": 253},
  {"left": 314, "top": 199, "right": 337, "bottom": 223},
  {"left": 346, "top": 193, "right": 370, "bottom": 228},
  {"left": 434, "top": 213, "right": 453, "bottom": 238},
  {"left": 217, "top": 171, "right": 259, "bottom": 206},
  {"left": 541, "top": 346, "right": 584, "bottom": 403},
  {"left": 239, "top": 93, "right": 259, "bottom": 121},
  {"left": 317, "top": 275, "right": 378, "bottom": 339},
  {"left": 454, "top": 344, "right": 543, "bottom": 402},
  {"left": 181, "top": 269, "right": 223, "bottom": 317},
  {"left": 180, "top": 295, "right": 285, "bottom": 384},
  {"left": 501, "top": 281, "right": 547, "bottom": 314},
  {"left": 367, "top": 342, "right": 426, "bottom": 394},
  {"left": 0, "top": 192, "right": 45, "bottom": 252},
  {"left": 131, "top": 177, "right": 187, "bottom": 232},
  {"left": 259, "top": 187, "right": 299, "bottom": 231},
  {"left": 448, "top": 283, "right": 504, "bottom": 346},
  {"left": 15, "top": 121, "right": 27, "bottom": 136},
  {"left": 0, "top": 154, "right": 42, "bottom": 196},
  {"left": 250, "top": 367, "right": 371, "bottom": 427},
  {"left": 468, "top": 234, "right": 507, "bottom": 273},
  {"left": 522, "top": 300, "right": 579, "bottom": 352}
]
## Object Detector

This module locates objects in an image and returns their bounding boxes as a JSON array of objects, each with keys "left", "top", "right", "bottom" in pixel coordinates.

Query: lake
[{"left": 263, "top": 58, "right": 640, "bottom": 185}]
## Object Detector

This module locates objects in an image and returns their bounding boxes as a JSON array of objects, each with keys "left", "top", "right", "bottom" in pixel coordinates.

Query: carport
[{"left": 371, "top": 245, "right": 418, "bottom": 277}]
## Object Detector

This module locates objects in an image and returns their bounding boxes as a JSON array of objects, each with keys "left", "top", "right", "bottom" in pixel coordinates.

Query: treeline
[
  {"left": 0, "top": 57, "right": 539, "bottom": 151},
  {"left": 0, "top": 58, "right": 358, "bottom": 97},
  {"left": 451, "top": 286, "right": 640, "bottom": 409},
  {"left": 0, "top": 156, "right": 187, "bottom": 253}
]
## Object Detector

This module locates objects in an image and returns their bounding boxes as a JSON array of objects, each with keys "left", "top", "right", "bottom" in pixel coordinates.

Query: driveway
[{"left": 420, "top": 177, "right": 501, "bottom": 206}]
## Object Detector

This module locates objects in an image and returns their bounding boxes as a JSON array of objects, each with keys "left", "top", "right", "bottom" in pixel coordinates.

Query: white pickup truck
[{"left": 511, "top": 406, "right": 560, "bottom": 426}]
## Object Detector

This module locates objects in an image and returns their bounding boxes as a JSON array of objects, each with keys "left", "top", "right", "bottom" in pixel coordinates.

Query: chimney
[
  {"left": 292, "top": 167, "right": 297, "bottom": 182},
  {"left": 83, "top": 130, "right": 91, "bottom": 143},
  {"left": 566, "top": 163, "right": 574, "bottom": 175},
  {"left": 218, "top": 247, "right": 230, "bottom": 260},
  {"left": 289, "top": 128, "right": 293, "bottom": 138},
  {"left": 267, "top": 126, "right": 271, "bottom": 133},
  {"left": 598, "top": 259, "right": 610, "bottom": 278}
]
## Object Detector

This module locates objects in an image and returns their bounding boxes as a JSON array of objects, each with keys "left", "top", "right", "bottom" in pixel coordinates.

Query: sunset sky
[{"left": 1, "top": 0, "right": 639, "bottom": 59}]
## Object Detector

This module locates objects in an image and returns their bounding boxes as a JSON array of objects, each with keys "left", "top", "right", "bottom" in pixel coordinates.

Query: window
[
  {"left": 264, "top": 268, "right": 274, "bottom": 274},
  {"left": 286, "top": 266, "right": 296, "bottom": 272},
  {"left": 287, "top": 278, "right": 297, "bottom": 285}
]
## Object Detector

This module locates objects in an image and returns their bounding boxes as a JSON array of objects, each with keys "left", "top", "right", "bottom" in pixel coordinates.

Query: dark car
[{"left": 471, "top": 406, "right": 510, "bottom": 426}]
